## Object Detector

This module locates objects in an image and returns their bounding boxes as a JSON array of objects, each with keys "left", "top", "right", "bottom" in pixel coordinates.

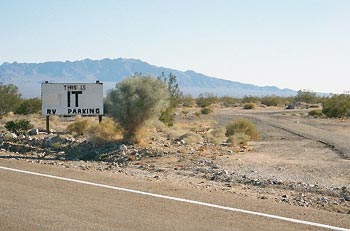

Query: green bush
[
  {"left": 308, "top": 109, "right": 324, "bottom": 118},
  {"left": 159, "top": 107, "right": 175, "bottom": 126},
  {"left": 225, "top": 118, "right": 259, "bottom": 140},
  {"left": 159, "top": 73, "right": 182, "bottom": 126},
  {"left": 107, "top": 76, "right": 170, "bottom": 143},
  {"left": 0, "top": 83, "right": 22, "bottom": 115},
  {"left": 196, "top": 93, "right": 218, "bottom": 108},
  {"left": 15, "top": 98, "right": 41, "bottom": 115},
  {"left": 201, "top": 107, "right": 213, "bottom": 114},
  {"left": 103, "top": 98, "right": 112, "bottom": 115},
  {"left": 243, "top": 103, "right": 256, "bottom": 110},
  {"left": 66, "top": 119, "right": 91, "bottom": 135},
  {"left": 322, "top": 94, "right": 350, "bottom": 118},
  {"left": 242, "top": 96, "right": 259, "bottom": 103},
  {"left": 219, "top": 96, "right": 239, "bottom": 107},
  {"left": 181, "top": 94, "right": 194, "bottom": 107},
  {"left": 294, "top": 90, "right": 321, "bottom": 104},
  {"left": 260, "top": 96, "right": 283, "bottom": 107},
  {"left": 5, "top": 119, "right": 33, "bottom": 134}
]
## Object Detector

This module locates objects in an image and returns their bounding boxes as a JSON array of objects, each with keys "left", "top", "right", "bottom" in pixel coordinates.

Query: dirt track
[
  {"left": 223, "top": 109, "right": 350, "bottom": 159},
  {"left": 213, "top": 108, "right": 350, "bottom": 187}
]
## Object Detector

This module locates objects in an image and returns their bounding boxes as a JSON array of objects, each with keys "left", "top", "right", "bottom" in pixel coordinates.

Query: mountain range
[{"left": 0, "top": 58, "right": 296, "bottom": 98}]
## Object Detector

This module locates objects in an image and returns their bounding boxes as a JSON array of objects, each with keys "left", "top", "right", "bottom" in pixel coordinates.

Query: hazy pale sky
[{"left": 1, "top": 0, "right": 349, "bottom": 93}]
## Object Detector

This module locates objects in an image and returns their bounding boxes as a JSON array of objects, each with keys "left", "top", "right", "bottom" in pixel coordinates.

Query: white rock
[{"left": 119, "top": 144, "right": 128, "bottom": 152}]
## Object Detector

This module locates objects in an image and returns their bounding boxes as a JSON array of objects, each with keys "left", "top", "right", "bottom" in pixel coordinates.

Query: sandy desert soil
[{"left": 1, "top": 107, "right": 350, "bottom": 215}]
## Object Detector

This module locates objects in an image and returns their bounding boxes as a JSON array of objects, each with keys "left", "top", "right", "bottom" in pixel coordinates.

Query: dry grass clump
[
  {"left": 178, "top": 132, "right": 204, "bottom": 144},
  {"left": 66, "top": 117, "right": 122, "bottom": 144},
  {"left": 0, "top": 112, "right": 16, "bottom": 125},
  {"left": 226, "top": 118, "right": 259, "bottom": 141},
  {"left": 227, "top": 133, "right": 250, "bottom": 146},
  {"left": 66, "top": 119, "right": 91, "bottom": 135},
  {"left": 243, "top": 103, "right": 256, "bottom": 110},
  {"left": 150, "top": 119, "right": 186, "bottom": 143},
  {"left": 308, "top": 109, "right": 324, "bottom": 118},
  {"left": 86, "top": 118, "right": 122, "bottom": 144},
  {"left": 203, "top": 127, "right": 226, "bottom": 145},
  {"left": 164, "top": 127, "right": 187, "bottom": 141},
  {"left": 6, "top": 112, "right": 15, "bottom": 117},
  {"left": 133, "top": 127, "right": 155, "bottom": 146}
]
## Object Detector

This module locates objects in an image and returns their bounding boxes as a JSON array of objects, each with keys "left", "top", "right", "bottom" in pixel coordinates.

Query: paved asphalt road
[{"left": 0, "top": 159, "right": 349, "bottom": 231}]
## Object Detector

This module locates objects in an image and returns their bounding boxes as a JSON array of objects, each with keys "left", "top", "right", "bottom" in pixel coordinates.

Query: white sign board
[{"left": 41, "top": 83, "right": 103, "bottom": 116}]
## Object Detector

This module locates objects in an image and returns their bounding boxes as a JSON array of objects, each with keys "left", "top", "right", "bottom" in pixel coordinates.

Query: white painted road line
[{"left": 0, "top": 165, "right": 349, "bottom": 231}]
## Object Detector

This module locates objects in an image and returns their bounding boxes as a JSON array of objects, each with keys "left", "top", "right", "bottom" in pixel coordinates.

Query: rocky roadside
[{"left": 0, "top": 131, "right": 349, "bottom": 215}]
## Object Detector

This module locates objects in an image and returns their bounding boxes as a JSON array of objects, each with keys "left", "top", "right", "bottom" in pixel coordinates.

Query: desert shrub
[
  {"left": 308, "top": 109, "right": 324, "bottom": 118},
  {"left": 243, "top": 103, "right": 256, "bottom": 110},
  {"left": 181, "top": 94, "right": 194, "bottom": 107},
  {"left": 260, "top": 96, "right": 283, "bottom": 107},
  {"left": 227, "top": 133, "right": 250, "bottom": 146},
  {"left": 0, "top": 83, "right": 22, "bottom": 115},
  {"left": 159, "top": 107, "right": 175, "bottom": 127},
  {"left": 322, "top": 94, "right": 350, "bottom": 118},
  {"left": 219, "top": 96, "right": 239, "bottom": 107},
  {"left": 225, "top": 118, "right": 259, "bottom": 140},
  {"left": 294, "top": 90, "right": 321, "bottom": 104},
  {"left": 15, "top": 98, "right": 41, "bottom": 115},
  {"left": 159, "top": 73, "right": 182, "bottom": 126},
  {"left": 86, "top": 117, "right": 122, "bottom": 144},
  {"left": 66, "top": 119, "right": 91, "bottom": 135},
  {"left": 107, "top": 76, "right": 169, "bottom": 143},
  {"left": 196, "top": 93, "right": 218, "bottom": 108},
  {"left": 178, "top": 132, "right": 203, "bottom": 144},
  {"left": 5, "top": 119, "right": 33, "bottom": 134},
  {"left": 204, "top": 127, "right": 226, "bottom": 145},
  {"left": 201, "top": 107, "right": 213, "bottom": 114},
  {"left": 103, "top": 98, "right": 112, "bottom": 115},
  {"left": 242, "top": 96, "right": 259, "bottom": 103}
]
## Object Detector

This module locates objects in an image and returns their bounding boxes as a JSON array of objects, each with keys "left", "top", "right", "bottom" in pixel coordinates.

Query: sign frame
[{"left": 41, "top": 82, "right": 104, "bottom": 116}]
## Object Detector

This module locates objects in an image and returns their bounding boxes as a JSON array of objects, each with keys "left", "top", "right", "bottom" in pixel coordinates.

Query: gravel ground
[{"left": 1, "top": 107, "right": 350, "bottom": 214}]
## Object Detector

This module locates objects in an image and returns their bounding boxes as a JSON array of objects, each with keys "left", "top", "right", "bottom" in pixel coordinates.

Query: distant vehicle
[{"left": 286, "top": 104, "right": 295, "bottom": 109}]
